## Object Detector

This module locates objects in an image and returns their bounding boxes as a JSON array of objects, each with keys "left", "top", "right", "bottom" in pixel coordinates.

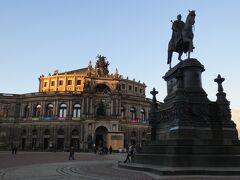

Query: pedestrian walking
[
  {"left": 14, "top": 145, "right": 18, "bottom": 154},
  {"left": 109, "top": 146, "right": 112, "bottom": 154},
  {"left": 124, "top": 145, "right": 133, "bottom": 163},
  {"left": 11, "top": 145, "right": 15, "bottom": 155},
  {"left": 69, "top": 146, "right": 75, "bottom": 160}
]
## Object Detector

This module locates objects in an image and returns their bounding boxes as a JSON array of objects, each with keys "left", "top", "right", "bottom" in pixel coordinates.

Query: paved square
[{"left": 1, "top": 151, "right": 240, "bottom": 180}]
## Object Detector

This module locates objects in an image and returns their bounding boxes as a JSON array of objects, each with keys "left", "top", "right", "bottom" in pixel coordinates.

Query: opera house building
[{"left": 0, "top": 55, "right": 151, "bottom": 151}]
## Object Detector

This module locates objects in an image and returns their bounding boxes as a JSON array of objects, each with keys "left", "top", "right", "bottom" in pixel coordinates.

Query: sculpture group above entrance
[{"left": 95, "top": 55, "right": 110, "bottom": 76}]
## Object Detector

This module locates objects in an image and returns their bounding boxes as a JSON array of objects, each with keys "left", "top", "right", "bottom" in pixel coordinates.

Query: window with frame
[
  {"left": 141, "top": 108, "right": 145, "bottom": 121},
  {"left": 76, "top": 80, "right": 81, "bottom": 85},
  {"left": 129, "top": 85, "right": 132, "bottom": 91},
  {"left": 73, "top": 104, "right": 81, "bottom": 118},
  {"left": 51, "top": 81, "right": 55, "bottom": 86},
  {"left": 72, "top": 129, "right": 79, "bottom": 136},
  {"left": 59, "top": 80, "right": 63, "bottom": 86},
  {"left": 24, "top": 105, "right": 30, "bottom": 118},
  {"left": 135, "top": 87, "right": 138, "bottom": 92},
  {"left": 121, "top": 84, "right": 126, "bottom": 89},
  {"left": 130, "top": 107, "right": 136, "bottom": 120},
  {"left": 44, "top": 82, "right": 48, "bottom": 87},
  {"left": 112, "top": 124, "right": 117, "bottom": 131},
  {"left": 59, "top": 104, "right": 67, "bottom": 118},
  {"left": 67, "top": 80, "right": 72, "bottom": 85},
  {"left": 140, "top": 89, "right": 143, "bottom": 94},
  {"left": 57, "top": 129, "right": 64, "bottom": 135},
  {"left": 46, "top": 104, "right": 54, "bottom": 117},
  {"left": 34, "top": 104, "right": 41, "bottom": 117},
  {"left": 121, "top": 105, "right": 125, "bottom": 118}
]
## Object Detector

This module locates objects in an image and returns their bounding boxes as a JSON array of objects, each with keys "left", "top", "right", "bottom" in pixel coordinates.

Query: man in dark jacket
[{"left": 69, "top": 146, "right": 75, "bottom": 160}]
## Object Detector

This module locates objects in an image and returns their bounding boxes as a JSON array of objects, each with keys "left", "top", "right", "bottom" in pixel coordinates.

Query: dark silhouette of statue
[
  {"left": 95, "top": 55, "right": 110, "bottom": 76},
  {"left": 171, "top": 14, "right": 185, "bottom": 51},
  {"left": 167, "top": 11, "right": 196, "bottom": 68}
]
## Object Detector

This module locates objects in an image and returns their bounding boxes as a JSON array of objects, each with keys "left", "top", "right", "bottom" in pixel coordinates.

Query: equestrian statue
[{"left": 167, "top": 10, "right": 196, "bottom": 68}]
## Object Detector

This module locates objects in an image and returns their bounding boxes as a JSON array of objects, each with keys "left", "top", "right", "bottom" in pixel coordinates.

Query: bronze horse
[{"left": 167, "top": 11, "right": 196, "bottom": 68}]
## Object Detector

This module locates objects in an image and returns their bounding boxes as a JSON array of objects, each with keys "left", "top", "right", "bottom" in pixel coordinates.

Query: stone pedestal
[{"left": 134, "top": 58, "right": 240, "bottom": 168}]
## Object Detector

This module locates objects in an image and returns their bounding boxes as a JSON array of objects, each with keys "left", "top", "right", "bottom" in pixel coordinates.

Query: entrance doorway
[
  {"left": 95, "top": 126, "right": 108, "bottom": 148},
  {"left": 44, "top": 138, "right": 49, "bottom": 150},
  {"left": 71, "top": 138, "right": 79, "bottom": 151},
  {"left": 57, "top": 138, "right": 64, "bottom": 151},
  {"left": 21, "top": 138, "right": 26, "bottom": 150},
  {"left": 32, "top": 138, "right": 37, "bottom": 150}
]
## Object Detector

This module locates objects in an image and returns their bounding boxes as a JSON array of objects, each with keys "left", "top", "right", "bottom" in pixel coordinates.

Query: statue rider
[{"left": 171, "top": 14, "right": 185, "bottom": 51}]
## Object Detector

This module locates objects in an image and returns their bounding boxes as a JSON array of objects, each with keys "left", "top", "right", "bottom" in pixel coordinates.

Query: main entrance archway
[{"left": 95, "top": 126, "right": 108, "bottom": 148}]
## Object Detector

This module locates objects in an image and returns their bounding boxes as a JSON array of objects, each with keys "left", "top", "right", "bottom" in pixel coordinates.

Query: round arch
[
  {"left": 95, "top": 126, "right": 108, "bottom": 148},
  {"left": 94, "top": 84, "right": 111, "bottom": 94}
]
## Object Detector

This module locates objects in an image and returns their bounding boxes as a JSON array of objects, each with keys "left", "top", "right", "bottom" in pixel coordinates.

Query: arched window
[
  {"left": 32, "top": 129, "right": 37, "bottom": 136},
  {"left": 94, "top": 84, "right": 111, "bottom": 94},
  {"left": 21, "top": 129, "right": 27, "bottom": 136},
  {"left": 3, "top": 107, "right": 8, "bottom": 117},
  {"left": 142, "top": 131, "right": 146, "bottom": 138},
  {"left": 24, "top": 105, "right": 30, "bottom": 118},
  {"left": 96, "top": 101, "right": 106, "bottom": 116},
  {"left": 130, "top": 107, "right": 136, "bottom": 120},
  {"left": 141, "top": 108, "right": 145, "bottom": 121},
  {"left": 34, "top": 104, "right": 41, "bottom": 117},
  {"left": 44, "top": 129, "right": 50, "bottom": 135},
  {"left": 57, "top": 129, "right": 64, "bottom": 135},
  {"left": 131, "top": 131, "right": 137, "bottom": 138},
  {"left": 59, "top": 103, "right": 67, "bottom": 118},
  {"left": 121, "top": 105, "right": 125, "bottom": 118},
  {"left": 72, "top": 129, "right": 79, "bottom": 136},
  {"left": 46, "top": 104, "right": 54, "bottom": 117},
  {"left": 73, "top": 104, "right": 81, "bottom": 118}
]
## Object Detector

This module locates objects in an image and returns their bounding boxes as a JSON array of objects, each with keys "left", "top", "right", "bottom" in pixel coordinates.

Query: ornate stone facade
[{"left": 0, "top": 56, "right": 151, "bottom": 151}]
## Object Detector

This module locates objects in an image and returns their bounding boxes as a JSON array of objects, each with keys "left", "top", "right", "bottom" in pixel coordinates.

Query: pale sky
[{"left": 0, "top": 1, "right": 240, "bottom": 111}]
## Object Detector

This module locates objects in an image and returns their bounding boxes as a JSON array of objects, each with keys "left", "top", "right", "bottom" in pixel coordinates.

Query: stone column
[
  {"left": 68, "top": 100, "right": 73, "bottom": 120},
  {"left": 110, "top": 99, "right": 113, "bottom": 116},
  {"left": 39, "top": 128, "right": 44, "bottom": 151},
  {"left": 81, "top": 98, "right": 85, "bottom": 117},
  {"left": 89, "top": 97, "right": 92, "bottom": 115},
  {"left": 26, "top": 127, "right": 32, "bottom": 150},
  {"left": 41, "top": 101, "right": 45, "bottom": 118},
  {"left": 85, "top": 97, "right": 89, "bottom": 117},
  {"left": 118, "top": 98, "right": 122, "bottom": 117},
  {"left": 65, "top": 126, "right": 71, "bottom": 150},
  {"left": 53, "top": 100, "right": 58, "bottom": 119},
  {"left": 52, "top": 126, "right": 57, "bottom": 151},
  {"left": 19, "top": 103, "right": 24, "bottom": 118},
  {"left": 116, "top": 98, "right": 119, "bottom": 116},
  {"left": 29, "top": 102, "right": 34, "bottom": 118}
]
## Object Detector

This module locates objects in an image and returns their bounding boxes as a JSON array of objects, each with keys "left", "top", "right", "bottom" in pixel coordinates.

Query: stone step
[
  {"left": 144, "top": 139, "right": 240, "bottom": 146},
  {"left": 141, "top": 145, "right": 240, "bottom": 154},
  {"left": 119, "top": 162, "right": 240, "bottom": 176},
  {"left": 134, "top": 153, "right": 240, "bottom": 167}
]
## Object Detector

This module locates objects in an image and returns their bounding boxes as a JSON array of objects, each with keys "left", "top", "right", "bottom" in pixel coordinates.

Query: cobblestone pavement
[
  {"left": 1, "top": 151, "right": 240, "bottom": 180},
  {"left": 0, "top": 151, "right": 155, "bottom": 180}
]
